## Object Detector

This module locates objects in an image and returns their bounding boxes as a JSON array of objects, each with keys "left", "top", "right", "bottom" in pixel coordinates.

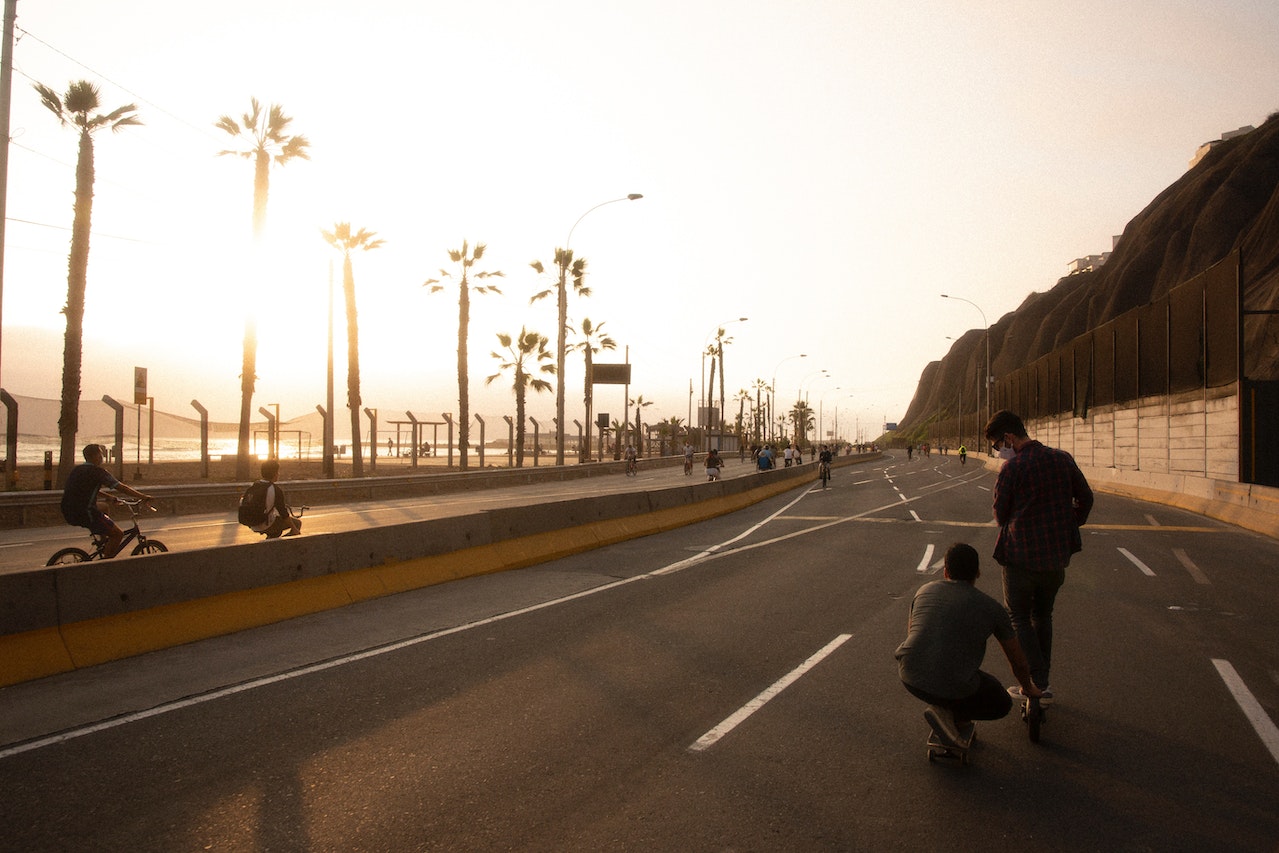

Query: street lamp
[
  {"left": 553, "top": 194, "right": 643, "bottom": 466},
  {"left": 700, "top": 317, "right": 748, "bottom": 448},
  {"left": 769, "top": 354, "right": 807, "bottom": 442},
  {"left": 941, "top": 293, "right": 990, "bottom": 447}
]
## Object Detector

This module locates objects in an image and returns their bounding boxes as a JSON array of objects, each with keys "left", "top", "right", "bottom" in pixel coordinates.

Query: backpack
[{"left": 237, "top": 480, "right": 271, "bottom": 527}]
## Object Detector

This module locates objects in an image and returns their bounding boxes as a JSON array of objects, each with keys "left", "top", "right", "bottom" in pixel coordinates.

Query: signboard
[
  {"left": 596, "top": 413, "right": 610, "bottom": 429},
  {"left": 884, "top": 422, "right": 898, "bottom": 431},
  {"left": 134, "top": 367, "right": 148, "bottom": 405},
  {"left": 590, "top": 363, "right": 631, "bottom": 385}
]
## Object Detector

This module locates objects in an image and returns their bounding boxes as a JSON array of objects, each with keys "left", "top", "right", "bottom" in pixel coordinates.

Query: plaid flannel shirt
[{"left": 992, "top": 440, "right": 1094, "bottom": 571}]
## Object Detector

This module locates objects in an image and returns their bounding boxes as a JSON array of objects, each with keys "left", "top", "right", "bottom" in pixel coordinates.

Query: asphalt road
[{"left": 1, "top": 453, "right": 1276, "bottom": 851}]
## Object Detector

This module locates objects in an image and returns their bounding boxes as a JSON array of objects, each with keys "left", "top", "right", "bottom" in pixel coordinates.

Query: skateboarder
[{"left": 895, "top": 543, "right": 1041, "bottom": 748}]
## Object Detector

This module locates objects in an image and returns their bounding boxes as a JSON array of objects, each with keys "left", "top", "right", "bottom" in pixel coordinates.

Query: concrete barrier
[{"left": 0, "top": 454, "right": 873, "bottom": 687}]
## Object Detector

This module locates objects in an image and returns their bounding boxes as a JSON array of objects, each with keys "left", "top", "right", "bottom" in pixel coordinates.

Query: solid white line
[
  {"left": 1212, "top": 659, "right": 1279, "bottom": 766},
  {"left": 1117, "top": 547, "right": 1156, "bottom": 576},
  {"left": 1173, "top": 548, "right": 1211, "bottom": 585},
  {"left": 909, "top": 510, "right": 922, "bottom": 522},
  {"left": 915, "top": 544, "right": 935, "bottom": 574},
  {"left": 689, "top": 634, "right": 852, "bottom": 752}
]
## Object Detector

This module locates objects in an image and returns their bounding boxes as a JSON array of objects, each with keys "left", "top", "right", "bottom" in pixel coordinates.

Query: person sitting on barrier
[
  {"left": 240, "top": 459, "right": 302, "bottom": 538},
  {"left": 60, "top": 443, "right": 153, "bottom": 558},
  {"left": 895, "top": 542, "right": 1040, "bottom": 746}
]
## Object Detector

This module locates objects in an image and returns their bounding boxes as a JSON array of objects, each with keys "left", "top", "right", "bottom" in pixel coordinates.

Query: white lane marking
[
  {"left": 909, "top": 510, "right": 922, "bottom": 522},
  {"left": 689, "top": 634, "right": 852, "bottom": 753},
  {"left": 1118, "top": 547, "right": 1156, "bottom": 576},
  {"left": 1145, "top": 514, "right": 1161, "bottom": 526},
  {"left": 1172, "top": 548, "right": 1211, "bottom": 585},
  {"left": 915, "top": 544, "right": 935, "bottom": 574},
  {"left": 1212, "top": 659, "right": 1279, "bottom": 767}
]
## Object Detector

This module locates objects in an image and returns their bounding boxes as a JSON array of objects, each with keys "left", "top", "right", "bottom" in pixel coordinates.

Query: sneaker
[
  {"left": 1007, "top": 685, "right": 1054, "bottom": 706},
  {"left": 924, "top": 705, "right": 963, "bottom": 747}
]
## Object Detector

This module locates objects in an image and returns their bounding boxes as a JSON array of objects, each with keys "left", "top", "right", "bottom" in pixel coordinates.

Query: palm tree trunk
[
  {"left": 343, "top": 254, "right": 363, "bottom": 477},
  {"left": 514, "top": 376, "right": 526, "bottom": 468},
  {"left": 56, "top": 130, "right": 95, "bottom": 485},
  {"left": 457, "top": 279, "right": 470, "bottom": 470},
  {"left": 236, "top": 151, "right": 272, "bottom": 480},
  {"left": 583, "top": 349, "right": 593, "bottom": 461}
]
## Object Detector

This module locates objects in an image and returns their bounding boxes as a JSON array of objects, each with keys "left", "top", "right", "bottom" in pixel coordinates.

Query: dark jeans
[
  {"left": 903, "top": 671, "right": 1012, "bottom": 722},
  {"left": 1002, "top": 564, "right": 1066, "bottom": 689}
]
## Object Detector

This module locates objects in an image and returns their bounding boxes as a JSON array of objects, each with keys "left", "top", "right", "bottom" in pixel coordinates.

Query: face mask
[{"left": 999, "top": 447, "right": 1016, "bottom": 460}]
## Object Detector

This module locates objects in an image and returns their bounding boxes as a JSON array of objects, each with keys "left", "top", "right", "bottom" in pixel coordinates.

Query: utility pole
[{"left": 0, "top": 0, "right": 17, "bottom": 391}]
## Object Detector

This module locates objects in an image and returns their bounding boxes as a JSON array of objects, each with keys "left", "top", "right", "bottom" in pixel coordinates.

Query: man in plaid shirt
[{"left": 985, "top": 410, "right": 1094, "bottom": 704}]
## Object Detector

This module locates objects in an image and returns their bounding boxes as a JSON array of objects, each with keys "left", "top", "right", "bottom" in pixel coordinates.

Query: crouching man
[{"left": 894, "top": 542, "right": 1041, "bottom": 746}]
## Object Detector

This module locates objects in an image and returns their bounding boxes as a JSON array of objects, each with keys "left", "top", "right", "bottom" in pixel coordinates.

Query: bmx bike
[{"left": 47, "top": 499, "right": 168, "bottom": 565}]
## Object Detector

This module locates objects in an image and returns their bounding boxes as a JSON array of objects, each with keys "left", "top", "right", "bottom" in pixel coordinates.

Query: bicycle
[
  {"left": 683, "top": 455, "right": 694, "bottom": 475},
  {"left": 47, "top": 498, "right": 168, "bottom": 565},
  {"left": 818, "top": 460, "right": 831, "bottom": 489},
  {"left": 625, "top": 457, "right": 638, "bottom": 477}
]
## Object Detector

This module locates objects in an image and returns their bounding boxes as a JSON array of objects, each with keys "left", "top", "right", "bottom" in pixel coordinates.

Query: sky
[{"left": 1, "top": 0, "right": 1277, "bottom": 444}]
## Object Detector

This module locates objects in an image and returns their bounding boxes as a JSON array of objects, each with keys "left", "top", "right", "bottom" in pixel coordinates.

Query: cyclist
[
  {"left": 705, "top": 448, "right": 723, "bottom": 481},
  {"left": 958, "top": 444, "right": 967, "bottom": 465},
  {"left": 682, "top": 441, "right": 695, "bottom": 475},
  {"left": 60, "top": 443, "right": 153, "bottom": 558},
  {"left": 624, "top": 443, "right": 638, "bottom": 475},
  {"left": 818, "top": 443, "right": 834, "bottom": 481}
]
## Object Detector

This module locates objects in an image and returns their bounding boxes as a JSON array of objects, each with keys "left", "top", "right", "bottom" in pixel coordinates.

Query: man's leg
[
  {"left": 950, "top": 671, "right": 1014, "bottom": 723},
  {"left": 1003, "top": 564, "right": 1050, "bottom": 688},
  {"left": 1028, "top": 567, "right": 1066, "bottom": 682}
]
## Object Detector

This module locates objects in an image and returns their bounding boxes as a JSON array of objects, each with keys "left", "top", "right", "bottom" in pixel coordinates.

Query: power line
[{"left": 14, "top": 25, "right": 218, "bottom": 143}]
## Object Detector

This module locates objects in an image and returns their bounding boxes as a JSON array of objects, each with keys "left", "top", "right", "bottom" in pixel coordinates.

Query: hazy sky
[{"left": 2, "top": 0, "right": 1277, "bottom": 441}]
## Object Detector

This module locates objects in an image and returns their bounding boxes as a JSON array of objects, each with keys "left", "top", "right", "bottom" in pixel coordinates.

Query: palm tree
[
  {"left": 629, "top": 395, "right": 653, "bottom": 456},
  {"left": 714, "top": 328, "right": 736, "bottom": 438},
  {"left": 570, "top": 317, "right": 615, "bottom": 461},
  {"left": 216, "top": 98, "right": 310, "bottom": 480},
  {"left": 734, "top": 387, "right": 752, "bottom": 442},
  {"left": 34, "top": 80, "right": 141, "bottom": 485},
  {"left": 322, "top": 223, "right": 384, "bottom": 478},
  {"left": 486, "top": 328, "right": 554, "bottom": 468},
  {"left": 610, "top": 417, "right": 628, "bottom": 459},
  {"left": 753, "top": 379, "right": 771, "bottom": 443},
  {"left": 658, "top": 416, "right": 684, "bottom": 456},
  {"left": 790, "top": 399, "right": 816, "bottom": 448},
  {"left": 426, "top": 241, "right": 503, "bottom": 470},
  {"left": 530, "top": 249, "right": 589, "bottom": 465}
]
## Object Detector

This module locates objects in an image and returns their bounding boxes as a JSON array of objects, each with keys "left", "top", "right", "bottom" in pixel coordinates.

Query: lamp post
[
  {"left": 324, "top": 260, "right": 335, "bottom": 478},
  {"left": 941, "top": 293, "right": 990, "bottom": 448},
  {"left": 769, "top": 354, "right": 807, "bottom": 442},
  {"left": 552, "top": 194, "right": 643, "bottom": 466},
  {"left": 700, "top": 317, "right": 748, "bottom": 449}
]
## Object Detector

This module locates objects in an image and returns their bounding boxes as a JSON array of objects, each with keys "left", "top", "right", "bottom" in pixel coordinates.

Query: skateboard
[
  {"left": 1020, "top": 695, "right": 1046, "bottom": 743},
  {"left": 926, "top": 721, "right": 976, "bottom": 764}
]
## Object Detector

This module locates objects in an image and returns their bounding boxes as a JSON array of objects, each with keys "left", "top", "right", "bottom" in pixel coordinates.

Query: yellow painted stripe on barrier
[{"left": 0, "top": 626, "right": 76, "bottom": 685}]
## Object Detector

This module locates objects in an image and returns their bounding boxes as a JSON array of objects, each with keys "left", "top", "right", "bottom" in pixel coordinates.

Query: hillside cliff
[{"left": 899, "top": 111, "right": 1279, "bottom": 435}]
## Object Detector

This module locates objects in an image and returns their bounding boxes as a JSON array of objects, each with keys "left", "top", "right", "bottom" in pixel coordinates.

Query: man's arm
[
  {"left": 998, "top": 635, "right": 1042, "bottom": 698},
  {"left": 111, "top": 481, "right": 152, "bottom": 502}
]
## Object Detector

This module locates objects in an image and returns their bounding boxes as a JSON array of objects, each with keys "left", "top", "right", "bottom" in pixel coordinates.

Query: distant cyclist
[
  {"left": 624, "top": 443, "right": 638, "bottom": 475},
  {"left": 683, "top": 441, "right": 695, "bottom": 475},
  {"left": 958, "top": 444, "right": 967, "bottom": 465},
  {"left": 705, "top": 448, "right": 723, "bottom": 481},
  {"left": 60, "top": 443, "right": 153, "bottom": 558},
  {"left": 818, "top": 443, "right": 833, "bottom": 477}
]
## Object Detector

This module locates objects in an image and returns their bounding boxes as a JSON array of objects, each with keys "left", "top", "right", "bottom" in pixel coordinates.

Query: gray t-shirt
[{"left": 894, "top": 579, "right": 1015, "bottom": 699}]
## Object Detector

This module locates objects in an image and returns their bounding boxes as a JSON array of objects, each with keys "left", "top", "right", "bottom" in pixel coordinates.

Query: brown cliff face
[{"left": 900, "top": 111, "right": 1279, "bottom": 434}]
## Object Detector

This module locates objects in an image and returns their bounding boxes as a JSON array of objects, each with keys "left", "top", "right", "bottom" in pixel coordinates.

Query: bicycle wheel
[
  {"left": 132, "top": 539, "right": 169, "bottom": 556},
  {"left": 47, "top": 547, "right": 92, "bottom": 566}
]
